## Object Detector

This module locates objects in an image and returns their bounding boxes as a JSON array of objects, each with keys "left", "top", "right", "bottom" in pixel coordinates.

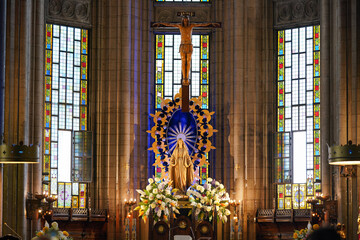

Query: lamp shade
[
  {"left": 328, "top": 141, "right": 360, "bottom": 165},
  {"left": 0, "top": 144, "right": 39, "bottom": 164}
]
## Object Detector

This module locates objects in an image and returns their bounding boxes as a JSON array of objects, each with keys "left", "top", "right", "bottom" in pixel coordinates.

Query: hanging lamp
[
  {"left": 328, "top": 141, "right": 360, "bottom": 165},
  {"left": 327, "top": 0, "right": 360, "bottom": 166},
  {"left": 0, "top": 0, "right": 39, "bottom": 164}
]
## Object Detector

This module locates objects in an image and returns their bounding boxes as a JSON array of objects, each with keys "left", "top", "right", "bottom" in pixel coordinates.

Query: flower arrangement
[
  {"left": 32, "top": 222, "right": 72, "bottom": 240},
  {"left": 135, "top": 177, "right": 181, "bottom": 223},
  {"left": 293, "top": 223, "right": 319, "bottom": 240},
  {"left": 186, "top": 178, "right": 230, "bottom": 223}
]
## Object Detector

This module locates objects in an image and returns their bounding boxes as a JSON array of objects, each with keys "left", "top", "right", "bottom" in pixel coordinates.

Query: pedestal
[{"left": 150, "top": 200, "right": 216, "bottom": 240}]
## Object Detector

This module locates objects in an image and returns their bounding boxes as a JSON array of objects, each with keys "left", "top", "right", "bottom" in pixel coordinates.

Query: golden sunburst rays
[
  {"left": 167, "top": 122, "right": 197, "bottom": 153},
  {"left": 147, "top": 89, "right": 216, "bottom": 180}
]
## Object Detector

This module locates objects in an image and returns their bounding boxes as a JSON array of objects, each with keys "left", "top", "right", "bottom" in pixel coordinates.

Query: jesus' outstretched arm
[
  {"left": 152, "top": 22, "right": 181, "bottom": 28},
  {"left": 191, "top": 22, "right": 221, "bottom": 28}
]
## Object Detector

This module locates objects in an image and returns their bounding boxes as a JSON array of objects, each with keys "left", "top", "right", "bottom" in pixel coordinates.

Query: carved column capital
[
  {"left": 274, "top": 0, "right": 319, "bottom": 29},
  {"left": 46, "top": 0, "right": 91, "bottom": 28}
]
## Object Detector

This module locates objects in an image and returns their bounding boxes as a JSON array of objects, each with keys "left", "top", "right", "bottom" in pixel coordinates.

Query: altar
[
  {"left": 133, "top": 13, "right": 225, "bottom": 240},
  {"left": 148, "top": 200, "right": 215, "bottom": 240}
]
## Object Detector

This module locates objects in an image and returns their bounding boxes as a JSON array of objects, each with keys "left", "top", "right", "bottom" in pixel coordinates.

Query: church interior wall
[{"left": 0, "top": 0, "right": 360, "bottom": 239}]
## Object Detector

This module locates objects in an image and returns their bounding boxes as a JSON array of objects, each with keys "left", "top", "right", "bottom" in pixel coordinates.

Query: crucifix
[{"left": 152, "top": 13, "right": 221, "bottom": 112}]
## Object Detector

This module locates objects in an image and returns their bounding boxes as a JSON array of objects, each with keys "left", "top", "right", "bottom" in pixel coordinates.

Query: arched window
[
  {"left": 275, "top": 25, "right": 320, "bottom": 209},
  {"left": 43, "top": 24, "right": 90, "bottom": 208},
  {"left": 155, "top": 34, "right": 209, "bottom": 110},
  {"left": 154, "top": 33, "right": 210, "bottom": 182}
]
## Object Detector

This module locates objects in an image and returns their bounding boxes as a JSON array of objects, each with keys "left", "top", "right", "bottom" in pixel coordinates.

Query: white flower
[
  {"left": 148, "top": 178, "right": 154, "bottom": 184},
  {"left": 149, "top": 194, "right": 154, "bottom": 200},
  {"left": 153, "top": 189, "right": 158, "bottom": 194},
  {"left": 200, "top": 199, "right": 205, "bottom": 204},
  {"left": 215, "top": 181, "right": 220, "bottom": 186},
  {"left": 165, "top": 190, "right": 171, "bottom": 195},
  {"left": 146, "top": 185, "right": 152, "bottom": 191},
  {"left": 140, "top": 205, "right": 146, "bottom": 210},
  {"left": 195, "top": 208, "right": 200, "bottom": 215},
  {"left": 219, "top": 184, "right": 224, "bottom": 189},
  {"left": 197, "top": 203, "right": 202, "bottom": 208},
  {"left": 155, "top": 177, "right": 160, "bottom": 182},
  {"left": 225, "top": 209, "right": 231, "bottom": 215},
  {"left": 207, "top": 206, "right": 211, "bottom": 212},
  {"left": 136, "top": 189, "right": 145, "bottom": 195},
  {"left": 216, "top": 206, "right": 219, "bottom": 211},
  {"left": 51, "top": 222, "right": 59, "bottom": 230},
  {"left": 207, "top": 178, "right": 213, "bottom": 182},
  {"left": 151, "top": 203, "right": 156, "bottom": 209},
  {"left": 196, "top": 185, "right": 201, "bottom": 191}
]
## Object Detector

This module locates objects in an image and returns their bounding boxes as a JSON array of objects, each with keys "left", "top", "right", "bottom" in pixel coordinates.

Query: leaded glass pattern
[
  {"left": 43, "top": 24, "right": 89, "bottom": 208},
  {"left": 155, "top": 34, "right": 210, "bottom": 182},
  {"left": 275, "top": 25, "right": 320, "bottom": 209}
]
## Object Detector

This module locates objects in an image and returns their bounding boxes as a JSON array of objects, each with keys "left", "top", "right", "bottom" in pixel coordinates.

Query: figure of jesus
[{"left": 153, "top": 16, "right": 220, "bottom": 86}]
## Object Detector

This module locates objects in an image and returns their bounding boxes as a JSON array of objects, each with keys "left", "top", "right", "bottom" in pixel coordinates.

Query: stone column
[
  {"left": 92, "top": 0, "right": 152, "bottom": 238},
  {"left": 0, "top": 0, "right": 6, "bottom": 236},
  {"left": 1, "top": 0, "right": 44, "bottom": 238},
  {"left": 320, "top": 0, "right": 331, "bottom": 198},
  {"left": 325, "top": 0, "right": 360, "bottom": 238},
  {"left": 28, "top": 0, "right": 45, "bottom": 237},
  {"left": 218, "top": 0, "right": 274, "bottom": 238}
]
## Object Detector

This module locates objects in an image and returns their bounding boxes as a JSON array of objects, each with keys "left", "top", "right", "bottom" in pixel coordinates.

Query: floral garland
[
  {"left": 293, "top": 223, "right": 319, "bottom": 240},
  {"left": 135, "top": 177, "right": 181, "bottom": 223},
  {"left": 186, "top": 178, "right": 230, "bottom": 223},
  {"left": 32, "top": 222, "right": 71, "bottom": 240},
  {"left": 294, "top": 223, "right": 346, "bottom": 240},
  {"left": 147, "top": 90, "right": 217, "bottom": 180}
]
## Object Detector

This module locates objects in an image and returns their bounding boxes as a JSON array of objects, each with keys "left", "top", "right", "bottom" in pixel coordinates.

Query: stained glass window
[
  {"left": 44, "top": 24, "right": 89, "bottom": 208},
  {"left": 155, "top": 34, "right": 210, "bottom": 182},
  {"left": 275, "top": 25, "right": 320, "bottom": 209}
]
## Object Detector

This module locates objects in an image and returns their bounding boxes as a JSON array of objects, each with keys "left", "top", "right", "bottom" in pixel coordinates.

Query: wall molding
[
  {"left": 154, "top": 6, "right": 212, "bottom": 23},
  {"left": 46, "top": 0, "right": 91, "bottom": 28},
  {"left": 274, "top": 0, "right": 319, "bottom": 29}
]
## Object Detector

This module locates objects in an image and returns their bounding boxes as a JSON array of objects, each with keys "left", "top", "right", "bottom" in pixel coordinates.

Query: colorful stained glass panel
[
  {"left": 58, "top": 183, "right": 65, "bottom": 208},
  {"left": 275, "top": 25, "right": 320, "bottom": 209},
  {"left": 154, "top": 33, "right": 210, "bottom": 183},
  {"left": 65, "top": 183, "right": 72, "bottom": 208},
  {"left": 79, "top": 184, "right": 86, "bottom": 208},
  {"left": 43, "top": 24, "right": 89, "bottom": 209}
]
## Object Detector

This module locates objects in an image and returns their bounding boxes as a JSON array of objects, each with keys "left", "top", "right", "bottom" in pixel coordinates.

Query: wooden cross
[{"left": 152, "top": 13, "right": 221, "bottom": 112}]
